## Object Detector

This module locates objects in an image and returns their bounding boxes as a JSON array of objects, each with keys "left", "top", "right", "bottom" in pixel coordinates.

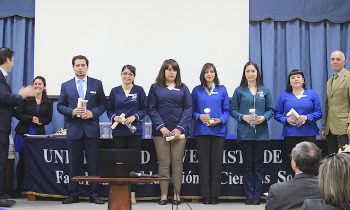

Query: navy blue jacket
[
  {"left": 107, "top": 85, "right": 147, "bottom": 136},
  {"left": 57, "top": 77, "right": 106, "bottom": 139},
  {"left": 147, "top": 83, "right": 192, "bottom": 136},
  {"left": 0, "top": 71, "right": 22, "bottom": 133}
]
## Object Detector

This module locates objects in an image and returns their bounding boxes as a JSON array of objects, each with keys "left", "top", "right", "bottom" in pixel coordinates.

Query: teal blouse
[{"left": 230, "top": 85, "right": 274, "bottom": 141}]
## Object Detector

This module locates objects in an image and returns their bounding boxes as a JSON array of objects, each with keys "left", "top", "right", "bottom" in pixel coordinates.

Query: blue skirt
[{"left": 14, "top": 126, "right": 37, "bottom": 152}]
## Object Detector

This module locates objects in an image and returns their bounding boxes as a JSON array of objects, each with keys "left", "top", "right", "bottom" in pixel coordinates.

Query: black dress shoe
[
  {"left": 90, "top": 197, "right": 105, "bottom": 204},
  {"left": 245, "top": 199, "right": 253, "bottom": 205},
  {"left": 10, "top": 191, "right": 21, "bottom": 198},
  {"left": 158, "top": 200, "right": 167, "bottom": 205},
  {"left": 62, "top": 196, "right": 79, "bottom": 204},
  {"left": 252, "top": 198, "right": 261, "bottom": 205},
  {"left": 210, "top": 197, "right": 218, "bottom": 204},
  {"left": 0, "top": 198, "right": 16, "bottom": 207},
  {"left": 172, "top": 200, "right": 181, "bottom": 205},
  {"left": 202, "top": 197, "right": 210, "bottom": 204}
]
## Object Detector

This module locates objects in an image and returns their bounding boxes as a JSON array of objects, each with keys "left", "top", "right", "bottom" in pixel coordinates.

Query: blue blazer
[
  {"left": 274, "top": 89, "right": 322, "bottom": 137},
  {"left": 57, "top": 77, "right": 106, "bottom": 139},
  {"left": 0, "top": 71, "right": 22, "bottom": 133},
  {"left": 192, "top": 85, "right": 230, "bottom": 137}
]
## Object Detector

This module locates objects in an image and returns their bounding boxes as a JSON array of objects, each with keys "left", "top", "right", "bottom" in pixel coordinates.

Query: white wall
[{"left": 35, "top": 0, "right": 248, "bottom": 96}]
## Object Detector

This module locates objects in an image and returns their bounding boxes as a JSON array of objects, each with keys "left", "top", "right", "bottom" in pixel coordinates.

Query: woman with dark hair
[
  {"left": 147, "top": 59, "right": 192, "bottom": 205},
  {"left": 14, "top": 76, "right": 52, "bottom": 195},
  {"left": 192, "top": 63, "right": 230, "bottom": 204},
  {"left": 301, "top": 152, "right": 350, "bottom": 210},
  {"left": 230, "top": 61, "right": 273, "bottom": 205},
  {"left": 107, "top": 64, "right": 147, "bottom": 204},
  {"left": 274, "top": 69, "right": 322, "bottom": 158}
]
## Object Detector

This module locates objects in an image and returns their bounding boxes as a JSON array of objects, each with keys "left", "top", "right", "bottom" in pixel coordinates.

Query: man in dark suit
[
  {"left": 57, "top": 55, "right": 106, "bottom": 204},
  {"left": 265, "top": 141, "right": 324, "bottom": 210},
  {"left": 0, "top": 48, "right": 34, "bottom": 207}
]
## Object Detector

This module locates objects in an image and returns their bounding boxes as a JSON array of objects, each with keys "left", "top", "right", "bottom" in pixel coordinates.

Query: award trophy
[
  {"left": 204, "top": 108, "right": 214, "bottom": 126},
  {"left": 248, "top": 108, "right": 256, "bottom": 128},
  {"left": 77, "top": 98, "right": 88, "bottom": 117}
]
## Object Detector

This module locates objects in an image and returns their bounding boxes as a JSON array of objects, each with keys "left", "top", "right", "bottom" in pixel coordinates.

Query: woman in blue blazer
[
  {"left": 192, "top": 63, "right": 229, "bottom": 204},
  {"left": 107, "top": 65, "right": 147, "bottom": 204},
  {"left": 230, "top": 61, "right": 273, "bottom": 205},
  {"left": 274, "top": 69, "right": 322, "bottom": 158}
]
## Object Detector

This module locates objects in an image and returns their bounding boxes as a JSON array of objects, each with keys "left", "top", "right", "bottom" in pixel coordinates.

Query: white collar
[
  {"left": 75, "top": 76, "right": 87, "bottom": 83},
  {"left": 0, "top": 67, "right": 8, "bottom": 77}
]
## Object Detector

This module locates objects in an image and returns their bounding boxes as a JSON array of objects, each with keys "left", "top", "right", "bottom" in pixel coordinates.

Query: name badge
[
  {"left": 167, "top": 87, "right": 180, "bottom": 91},
  {"left": 211, "top": 91, "right": 219, "bottom": 95},
  {"left": 128, "top": 93, "right": 138, "bottom": 100},
  {"left": 296, "top": 94, "right": 307, "bottom": 99},
  {"left": 257, "top": 91, "right": 264, "bottom": 99},
  {"left": 90, "top": 91, "right": 96, "bottom": 94}
]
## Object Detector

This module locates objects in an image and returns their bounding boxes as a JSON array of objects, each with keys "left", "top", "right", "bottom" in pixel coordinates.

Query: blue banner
[{"left": 25, "top": 137, "right": 303, "bottom": 199}]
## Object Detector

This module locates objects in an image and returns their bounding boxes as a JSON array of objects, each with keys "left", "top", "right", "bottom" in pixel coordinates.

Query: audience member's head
[
  {"left": 291, "top": 141, "right": 321, "bottom": 175},
  {"left": 319, "top": 152, "right": 350, "bottom": 210}
]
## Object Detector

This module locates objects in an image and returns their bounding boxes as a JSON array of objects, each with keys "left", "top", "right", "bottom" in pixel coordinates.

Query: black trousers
[
  {"left": 0, "top": 131, "right": 10, "bottom": 198},
  {"left": 111, "top": 136, "right": 141, "bottom": 149},
  {"left": 326, "top": 131, "right": 349, "bottom": 155},
  {"left": 112, "top": 135, "right": 141, "bottom": 192},
  {"left": 67, "top": 137, "right": 99, "bottom": 198},
  {"left": 238, "top": 140, "right": 265, "bottom": 199},
  {"left": 195, "top": 136, "right": 225, "bottom": 201}
]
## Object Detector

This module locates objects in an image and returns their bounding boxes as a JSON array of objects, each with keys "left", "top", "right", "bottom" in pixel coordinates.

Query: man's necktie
[
  {"left": 4, "top": 75, "right": 11, "bottom": 90},
  {"left": 332, "top": 74, "right": 339, "bottom": 91},
  {"left": 77, "top": 80, "right": 84, "bottom": 99}
]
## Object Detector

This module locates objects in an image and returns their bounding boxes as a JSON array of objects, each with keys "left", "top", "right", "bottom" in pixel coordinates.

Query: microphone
[{"left": 129, "top": 171, "right": 160, "bottom": 178}]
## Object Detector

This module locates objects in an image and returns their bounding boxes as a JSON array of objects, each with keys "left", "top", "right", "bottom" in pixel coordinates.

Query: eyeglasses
[
  {"left": 121, "top": 72, "right": 134, "bottom": 77},
  {"left": 324, "top": 151, "right": 350, "bottom": 160}
]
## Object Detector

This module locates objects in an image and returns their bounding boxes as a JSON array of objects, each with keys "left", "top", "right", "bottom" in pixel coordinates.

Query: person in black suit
[
  {"left": 57, "top": 55, "right": 106, "bottom": 204},
  {"left": 265, "top": 141, "right": 324, "bottom": 210},
  {"left": 0, "top": 48, "right": 34, "bottom": 207},
  {"left": 13, "top": 76, "right": 52, "bottom": 195},
  {"left": 301, "top": 151, "right": 350, "bottom": 210}
]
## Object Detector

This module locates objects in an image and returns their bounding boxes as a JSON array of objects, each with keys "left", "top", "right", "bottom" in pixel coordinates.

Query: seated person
[
  {"left": 301, "top": 145, "right": 350, "bottom": 210},
  {"left": 265, "top": 141, "right": 324, "bottom": 210}
]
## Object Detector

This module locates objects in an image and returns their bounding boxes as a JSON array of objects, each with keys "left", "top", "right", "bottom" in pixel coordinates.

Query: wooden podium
[{"left": 72, "top": 176, "right": 168, "bottom": 210}]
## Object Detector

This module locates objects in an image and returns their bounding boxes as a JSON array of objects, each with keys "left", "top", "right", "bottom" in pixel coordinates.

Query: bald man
[{"left": 322, "top": 50, "right": 350, "bottom": 154}]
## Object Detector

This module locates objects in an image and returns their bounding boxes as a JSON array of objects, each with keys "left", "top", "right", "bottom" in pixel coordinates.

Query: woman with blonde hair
[{"left": 301, "top": 151, "right": 350, "bottom": 210}]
